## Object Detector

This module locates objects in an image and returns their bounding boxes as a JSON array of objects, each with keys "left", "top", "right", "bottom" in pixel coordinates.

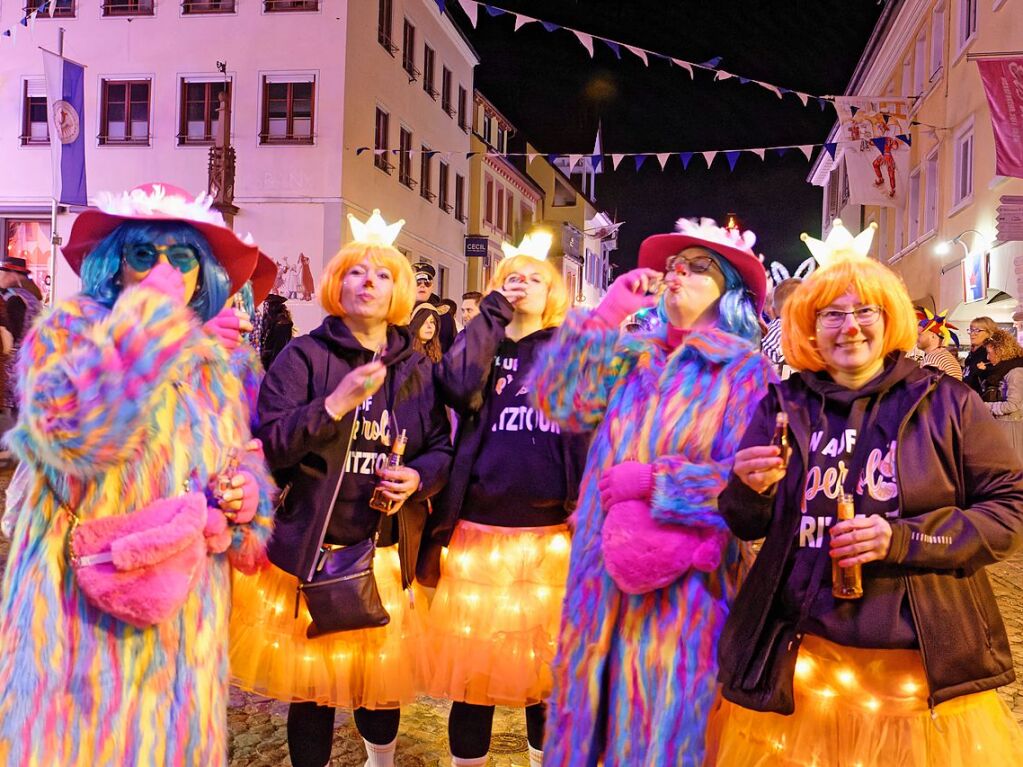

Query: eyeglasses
[
  {"left": 665, "top": 254, "right": 720, "bottom": 275},
  {"left": 967, "top": 328, "right": 988, "bottom": 335},
  {"left": 816, "top": 305, "right": 884, "bottom": 329},
  {"left": 122, "top": 242, "right": 200, "bottom": 274},
  {"left": 416, "top": 278, "right": 433, "bottom": 286}
]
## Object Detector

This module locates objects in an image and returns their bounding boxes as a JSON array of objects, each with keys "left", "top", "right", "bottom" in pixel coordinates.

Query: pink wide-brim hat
[
  {"left": 637, "top": 217, "right": 768, "bottom": 315},
  {"left": 62, "top": 182, "right": 259, "bottom": 296}
]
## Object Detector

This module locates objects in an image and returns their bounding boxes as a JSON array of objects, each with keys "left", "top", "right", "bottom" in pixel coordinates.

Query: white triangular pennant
[
  {"left": 759, "top": 81, "right": 782, "bottom": 98},
  {"left": 671, "top": 58, "right": 694, "bottom": 78},
  {"left": 573, "top": 29, "right": 594, "bottom": 57},
  {"left": 526, "top": 152, "right": 538, "bottom": 162},
  {"left": 514, "top": 12, "right": 535, "bottom": 31},
  {"left": 567, "top": 153, "right": 583, "bottom": 171},
  {"left": 795, "top": 92, "right": 810, "bottom": 106},
  {"left": 752, "top": 148, "right": 766, "bottom": 160},
  {"left": 702, "top": 151, "right": 717, "bottom": 168},
  {"left": 624, "top": 45, "right": 648, "bottom": 66},
  {"left": 611, "top": 153, "right": 625, "bottom": 170},
  {"left": 714, "top": 71, "right": 735, "bottom": 82},
  {"left": 28, "top": 10, "right": 38, "bottom": 31},
  {"left": 656, "top": 153, "right": 671, "bottom": 170},
  {"left": 798, "top": 145, "right": 814, "bottom": 160},
  {"left": 457, "top": 0, "right": 477, "bottom": 27}
]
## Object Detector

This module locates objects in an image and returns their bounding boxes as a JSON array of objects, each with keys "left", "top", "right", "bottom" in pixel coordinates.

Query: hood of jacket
[{"left": 309, "top": 315, "right": 416, "bottom": 367}]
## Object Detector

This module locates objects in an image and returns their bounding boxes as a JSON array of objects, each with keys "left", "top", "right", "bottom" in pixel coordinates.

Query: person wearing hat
[
  {"left": 409, "top": 301, "right": 448, "bottom": 363},
  {"left": 916, "top": 308, "right": 963, "bottom": 380},
  {"left": 412, "top": 260, "right": 457, "bottom": 352},
  {"left": 0, "top": 183, "right": 277, "bottom": 767},
  {"left": 527, "top": 217, "right": 774, "bottom": 766},
  {"left": 254, "top": 293, "right": 296, "bottom": 371}
]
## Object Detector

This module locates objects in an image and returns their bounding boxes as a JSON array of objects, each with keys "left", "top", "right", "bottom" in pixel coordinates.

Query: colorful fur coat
[
  {"left": 0, "top": 286, "right": 275, "bottom": 767},
  {"left": 531, "top": 311, "right": 773, "bottom": 767}
]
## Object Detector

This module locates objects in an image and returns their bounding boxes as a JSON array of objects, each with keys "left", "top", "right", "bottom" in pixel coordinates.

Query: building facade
[{"left": 810, "top": 0, "right": 1023, "bottom": 324}]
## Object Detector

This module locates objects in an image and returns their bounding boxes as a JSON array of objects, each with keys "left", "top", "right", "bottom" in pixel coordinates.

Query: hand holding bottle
[
  {"left": 733, "top": 445, "right": 787, "bottom": 493},
  {"left": 830, "top": 514, "right": 893, "bottom": 567},
  {"left": 372, "top": 465, "right": 421, "bottom": 513},
  {"left": 594, "top": 268, "right": 662, "bottom": 327}
]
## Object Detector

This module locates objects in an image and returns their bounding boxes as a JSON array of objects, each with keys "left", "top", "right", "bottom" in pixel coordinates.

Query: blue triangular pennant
[
  {"left": 738, "top": 77, "right": 750, "bottom": 84},
  {"left": 897, "top": 134, "right": 912, "bottom": 146},
  {"left": 823, "top": 143, "right": 837, "bottom": 159},
  {"left": 634, "top": 154, "right": 647, "bottom": 171},
  {"left": 725, "top": 151, "right": 741, "bottom": 171},
  {"left": 602, "top": 40, "right": 622, "bottom": 59},
  {"left": 2, "top": 29, "right": 10, "bottom": 36},
  {"left": 540, "top": 20, "right": 559, "bottom": 32},
  {"left": 485, "top": 5, "right": 505, "bottom": 16},
  {"left": 817, "top": 98, "right": 828, "bottom": 111},
  {"left": 433, "top": 0, "right": 445, "bottom": 12},
  {"left": 679, "top": 152, "right": 694, "bottom": 169},
  {"left": 778, "top": 87, "right": 791, "bottom": 95},
  {"left": 591, "top": 154, "right": 603, "bottom": 173},
  {"left": 547, "top": 153, "right": 561, "bottom": 164},
  {"left": 871, "top": 137, "right": 887, "bottom": 153},
  {"left": 700, "top": 56, "right": 723, "bottom": 68},
  {"left": 466, "top": 152, "right": 476, "bottom": 159},
  {"left": 774, "top": 147, "right": 790, "bottom": 158},
  {"left": 20, "top": 15, "right": 28, "bottom": 25},
  {"left": 356, "top": 147, "right": 369, "bottom": 155}
]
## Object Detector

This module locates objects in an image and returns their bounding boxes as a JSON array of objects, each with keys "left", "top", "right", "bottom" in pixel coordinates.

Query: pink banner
[{"left": 978, "top": 58, "right": 1023, "bottom": 179}]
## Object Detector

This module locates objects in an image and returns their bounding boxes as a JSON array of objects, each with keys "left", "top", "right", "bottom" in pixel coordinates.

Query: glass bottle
[
  {"left": 771, "top": 412, "right": 792, "bottom": 469},
  {"left": 832, "top": 492, "right": 864, "bottom": 599},
  {"left": 368, "top": 429, "right": 408, "bottom": 514}
]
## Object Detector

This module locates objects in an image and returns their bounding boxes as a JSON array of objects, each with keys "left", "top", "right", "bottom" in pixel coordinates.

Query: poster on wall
[
  {"left": 5, "top": 220, "right": 53, "bottom": 304},
  {"left": 963, "top": 248, "right": 986, "bottom": 303},
  {"left": 833, "top": 97, "right": 912, "bottom": 208}
]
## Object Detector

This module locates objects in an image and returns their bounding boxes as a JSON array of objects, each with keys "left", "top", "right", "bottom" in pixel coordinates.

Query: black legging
[
  {"left": 448, "top": 701, "right": 547, "bottom": 759},
  {"left": 287, "top": 702, "right": 401, "bottom": 767}
]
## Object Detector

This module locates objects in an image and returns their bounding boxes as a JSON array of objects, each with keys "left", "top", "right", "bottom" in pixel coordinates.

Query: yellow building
[{"left": 811, "top": 0, "right": 1023, "bottom": 323}]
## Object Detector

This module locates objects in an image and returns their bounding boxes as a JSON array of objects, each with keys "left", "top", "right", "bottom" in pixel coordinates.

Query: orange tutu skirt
[
  {"left": 229, "top": 545, "right": 430, "bottom": 709},
  {"left": 423, "top": 520, "right": 571, "bottom": 707},
  {"left": 706, "top": 634, "right": 1023, "bottom": 767}
]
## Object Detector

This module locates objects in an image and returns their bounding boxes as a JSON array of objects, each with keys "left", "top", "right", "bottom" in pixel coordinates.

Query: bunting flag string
[
  {"left": 436, "top": 0, "right": 838, "bottom": 111},
  {"left": 353, "top": 134, "right": 912, "bottom": 172},
  {"left": 1, "top": 0, "right": 43, "bottom": 43}
]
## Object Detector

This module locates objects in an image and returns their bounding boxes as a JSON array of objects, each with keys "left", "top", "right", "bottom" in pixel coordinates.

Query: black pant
[
  {"left": 286, "top": 702, "right": 400, "bottom": 767},
  {"left": 448, "top": 701, "right": 546, "bottom": 759}
]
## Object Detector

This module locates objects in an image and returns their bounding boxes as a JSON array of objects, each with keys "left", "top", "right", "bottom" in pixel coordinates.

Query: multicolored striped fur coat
[
  {"left": 0, "top": 286, "right": 275, "bottom": 767},
  {"left": 531, "top": 311, "right": 773, "bottom": 767}
]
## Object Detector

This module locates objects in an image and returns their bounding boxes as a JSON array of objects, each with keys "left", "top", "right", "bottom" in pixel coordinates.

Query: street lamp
[{"left": 935, "top": 229, "right": 991, "bottom": 258}]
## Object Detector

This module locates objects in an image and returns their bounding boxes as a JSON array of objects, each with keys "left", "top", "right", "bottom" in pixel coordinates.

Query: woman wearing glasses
[
  {"left": 709, "top": 228, "right": 1023, "bottom": 766},
  {"left": 964, "top": 316, "right": 998, "bottom": 394},
  {"left": 0, "top": 184, "right": 276, "bottom": 766},
  {"left": 530, "top": 218, "right": 774, "bottom": 766}
]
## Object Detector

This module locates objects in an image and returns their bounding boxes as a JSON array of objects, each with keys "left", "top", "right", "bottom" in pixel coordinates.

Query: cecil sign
[{"left": 465, "top": 236, "right": 489, "bottom": 258}]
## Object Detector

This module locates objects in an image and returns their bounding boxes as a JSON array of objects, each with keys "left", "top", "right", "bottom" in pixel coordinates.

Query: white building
[{"left": 0, "top": 0, "right": 476, "bottom": 330}]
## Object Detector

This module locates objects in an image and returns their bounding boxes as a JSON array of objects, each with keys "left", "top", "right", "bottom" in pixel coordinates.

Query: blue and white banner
[{"left": 41, "top": 50, "right": 87, "bottom": 206}]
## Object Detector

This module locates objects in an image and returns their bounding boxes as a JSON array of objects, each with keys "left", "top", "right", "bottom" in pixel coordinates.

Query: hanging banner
[
  {"left": 41, "top": 49, "right": 87, "bottom": 206},
  {"left": 977, "top": 58, "right": 1023, "bottom": 179},
  {"left": 833, "top": 97, "right": 911, "bottom": 208}
]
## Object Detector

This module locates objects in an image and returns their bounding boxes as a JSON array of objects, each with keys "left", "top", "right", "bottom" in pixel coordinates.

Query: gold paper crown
[
  {"left": 501, "top": 231, "right": 553, "bottom": 262},
  {"left": 347, "top": 209, "right": 405, "bottom": 247},
  {"left": 800, "top": 219, "right": 877, "bottom": 269}
]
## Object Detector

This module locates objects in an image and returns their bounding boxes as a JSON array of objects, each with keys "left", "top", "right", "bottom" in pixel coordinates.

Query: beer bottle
[
  {"left": 771, "top": 412, "right": 792, "bottom": 470},
  {"left": 832, "top": 491, "right": 864, "bottom": 599},
  {"left": 368, "top": 429, "right": 409, "bottom": 514}
]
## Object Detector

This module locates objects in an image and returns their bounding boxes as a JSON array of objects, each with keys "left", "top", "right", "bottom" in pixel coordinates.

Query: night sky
[{"left": 449, "top": 0, "right": 885, "bottom": 273}]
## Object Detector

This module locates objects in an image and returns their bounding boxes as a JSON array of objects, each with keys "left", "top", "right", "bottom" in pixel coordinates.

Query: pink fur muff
[
  {"left": 600, "top": 500, "right": 728, "bottom": 595},
  {"left": 70, "top": 492, "right": 208, "bottom": 628}
]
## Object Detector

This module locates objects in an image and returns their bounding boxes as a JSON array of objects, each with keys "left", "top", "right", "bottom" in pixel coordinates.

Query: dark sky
[{"left": 449, "top": 0, "right": 885, "bottom": 273}]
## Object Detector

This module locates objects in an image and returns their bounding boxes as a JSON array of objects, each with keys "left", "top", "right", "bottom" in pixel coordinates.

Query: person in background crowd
[
  {"left": 709, "top": 232, "right": 1023, "bottom": 766},
  {"left": 460, "top": 291, "right": 482, "bottom": 328},
  {"left": 255, "top": 294, "right": 295, "bottom": 371},
  {"left": 916, "top": 308, "right": 962, "bottom": 380},
  {"left": 231, "top": 211, "right": 453, "bottom": 767},
  {"left": 964, "top": 315, "right": 998, "bottom": 394},
  {"left": 0, "top": 183, "right": 276, "bottom": 766},
  {"left": 421, "top": 245, "right": 589, "bottom": 767},
  {"left": 761, "top": 277, "right": 802, "bottom": 379},
  {"left": 0, "top": 299, "right": 14, "bottom": 467},
  {"left": 531, "top": 217, "right": 773, "bottom": 767},
  {"left": 412, "top": 261, "right": 457, "bottom": 352},
  {"left": 409, "top": 302, "right": 447, "bottom": 364},
  {"left": 981, "top": 330, "right": 1023, "bottom": 464}
]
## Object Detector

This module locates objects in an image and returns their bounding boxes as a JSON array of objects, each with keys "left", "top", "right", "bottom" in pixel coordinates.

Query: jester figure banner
[{"left": 834, "top": 96, "right": 912, "bottom": 208}]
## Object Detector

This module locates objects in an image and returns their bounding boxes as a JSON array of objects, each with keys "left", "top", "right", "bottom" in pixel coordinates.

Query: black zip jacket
[
  {"left": 417, "top": 291, "right": 589, "bottom": 585},
  {"left": 256, "top": 317, "right": 453, "bottom": 585},
  {"left": 717, "top": 354, "right": 1023, "bottom": 711}
]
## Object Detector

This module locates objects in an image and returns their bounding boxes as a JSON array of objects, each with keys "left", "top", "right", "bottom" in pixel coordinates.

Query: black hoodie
[{"left": 256, "top": 316, "right": 453, "bottom": 583}]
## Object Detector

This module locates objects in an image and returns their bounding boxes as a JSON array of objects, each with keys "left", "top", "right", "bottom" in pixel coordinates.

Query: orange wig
[
  {"left": 319, "top": 242, "right": 416, "bottom": 325},
  {"left": 487, "top": 255, "right": 570, "bottom": 329}
]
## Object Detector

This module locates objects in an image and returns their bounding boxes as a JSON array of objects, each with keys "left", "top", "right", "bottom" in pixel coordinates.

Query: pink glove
[
  {"left": 598, "top": 461, "right": 653, "bottom": 510},
  {"left": 139, "top": 262, "right": 186, "bottom": 303},
  {"left": 230, "top": 471, "right": 260, "bottom": 525},
  {"left": 203, "top": 307, "right": 243, "bottom": 351},
  {"left": 594, "top": 270, "right": 659, "bottom": 327},
  {"left": 204, "top": 506, "right": 232, "bottom": 554}
]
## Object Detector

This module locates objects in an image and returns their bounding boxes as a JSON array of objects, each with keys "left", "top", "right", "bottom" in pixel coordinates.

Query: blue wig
[
  {"left": 657, "top": 250, "right": 761, "bottom": 344},
  {"left": 80, "top": 221, "right": 231, "bottom": 322}
]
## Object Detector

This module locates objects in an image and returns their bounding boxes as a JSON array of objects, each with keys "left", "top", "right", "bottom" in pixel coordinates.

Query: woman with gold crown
[
  {"left": 707, "top": 221, "right": 1023, "bottom": 766},
  {"left": 229, "top": 210, "right": 453, "bottom": 767},
  {"left": 418, "top": 232, "right": 590, "bottom": 767}
]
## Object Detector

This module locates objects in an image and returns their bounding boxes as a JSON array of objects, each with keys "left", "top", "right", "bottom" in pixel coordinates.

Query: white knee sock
[
  {"left": 528, "top": 745, "right": 543, "bottom": 767},
  {"left": 451, "top": 755, "right": 488, "bottom": 767},
  {"left": 363, "top": 736, "right": 397, "bottom": 767}
]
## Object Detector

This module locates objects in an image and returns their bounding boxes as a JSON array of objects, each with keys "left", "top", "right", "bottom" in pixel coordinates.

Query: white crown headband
[
  {"left": 800, "top": 219, "right": 876, "bottom": 269},
  {"left": 501, "top": 231, "right": 553, "bottom": 262},
  {"left": 347, "top": 209, "right": 405, "bottom": 247}
]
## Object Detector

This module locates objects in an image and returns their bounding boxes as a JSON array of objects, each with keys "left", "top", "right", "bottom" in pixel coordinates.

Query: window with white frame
[
  {"left": 100, "top": 79, "right": 151, "bottom": 145},
  {"left": 908, "top": 167, "right": 922, "bottom": 243},
  {"left": 924, "top": 149, "right": 938, "bottom": 235},
  {"left": 912, "top": 29, "right": 927, "bottom": 96},
  {"left": 21, "top": 78, "right": 48, "bottom": 145},
  {"left": 952, "top": 120, "right": 974, "bottom": 207},
  {"left": 956, "top": 0, "right": 977, "bottom": 55},
  {"left": 260, "top": 75, "right": 314, "bottom": 144},
  {"left": 929, "top": 2, "right": 945, "bottom": 77},
  {"left": 179, "top": 78, "right": 230, "bottom": 145}
]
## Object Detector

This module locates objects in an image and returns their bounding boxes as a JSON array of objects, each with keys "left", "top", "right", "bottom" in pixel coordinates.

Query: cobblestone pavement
[{"left": 3, "top": 469, "right": 1023, "bottom": 765}]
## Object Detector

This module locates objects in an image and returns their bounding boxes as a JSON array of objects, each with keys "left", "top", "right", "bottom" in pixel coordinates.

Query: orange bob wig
[
  {"left": 487, "top": 255, "right": 570, "bottom": 329},
  {"left": 781, "top": 257, "right": 918, "bottom": 372},
  {"left": 319, "top": 242, "right": 416, "bottom": 325}
]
